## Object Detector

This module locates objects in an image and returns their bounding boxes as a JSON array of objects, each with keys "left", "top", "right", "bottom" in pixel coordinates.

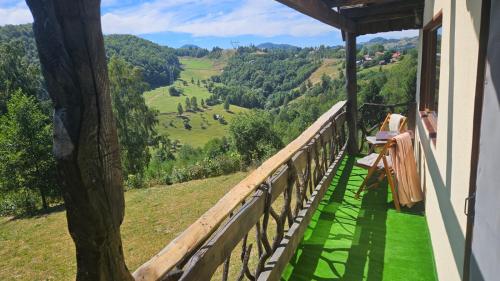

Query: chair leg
[
  {"left": 355, "top": 153, "right": 385, "bottom": 199},
  {"left": 383, "top": 156, "right": 400, "bottom": 211}
]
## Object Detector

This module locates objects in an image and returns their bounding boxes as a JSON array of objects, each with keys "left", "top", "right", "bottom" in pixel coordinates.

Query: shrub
[
  {"left": 168, "top": 154, "right": 242, "bottom": 184},
  {"left": 125, "top": 174, "right": 145, "bottom": 189},
  {"left": 0, "top": 189, "right": 39, "bottom": 216}
]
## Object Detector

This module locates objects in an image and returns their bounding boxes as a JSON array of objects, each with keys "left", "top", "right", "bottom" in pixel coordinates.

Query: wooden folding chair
[
  {"left": 366, "top": 113, "right": 407, "bottom": 153},
  {"left": 355, "top": 139, "right": 401, "bottom": 211}
]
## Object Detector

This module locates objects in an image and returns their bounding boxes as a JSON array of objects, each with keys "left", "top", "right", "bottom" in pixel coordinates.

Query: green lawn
[
  {"left": 0, "top": 172, "right": 249, "bottom": 280},
  {"left": 144, "top": 57, "right": 249, "bottom": 147},
  {"left": 282, "top": 157, "right": 437, "bottom": 281},
  {"left": 308, "top": 58, "right": 341, "bottom": 84}
]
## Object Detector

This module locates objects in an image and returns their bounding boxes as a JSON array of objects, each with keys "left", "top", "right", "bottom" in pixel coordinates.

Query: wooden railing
[
  {"left": 134, "top": 101, "right": 349, "bottom": 281},
  {"left": 357, "top": 101, "right": 416, "bottom": 151}
]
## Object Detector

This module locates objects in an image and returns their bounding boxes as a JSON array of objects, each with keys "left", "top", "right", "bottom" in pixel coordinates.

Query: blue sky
[{"left": 0, "top": 0, "right": 418, "bottom": 49}]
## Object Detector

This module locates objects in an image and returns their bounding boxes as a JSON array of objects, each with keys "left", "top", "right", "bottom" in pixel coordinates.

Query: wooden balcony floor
[{"left": 282, "top": 157, "right": 438, "bottom": 281}]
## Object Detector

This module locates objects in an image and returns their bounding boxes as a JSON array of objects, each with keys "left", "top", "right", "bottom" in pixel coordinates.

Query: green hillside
[{"left": 144, "top": 57, "right": 248, "bottom": 147}]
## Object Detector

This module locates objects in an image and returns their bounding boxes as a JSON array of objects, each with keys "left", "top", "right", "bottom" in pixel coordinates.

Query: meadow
[
  {"left": 144, "top": 57, "right": 249, "bottom": 147},
  {"left": 0, "top": 172, "right": 249, "bottom": 280}
]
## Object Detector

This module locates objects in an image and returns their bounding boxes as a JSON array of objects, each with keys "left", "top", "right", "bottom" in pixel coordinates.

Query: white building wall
[{"left": 415, "top": 0, "right": 484, "bottom": 280}]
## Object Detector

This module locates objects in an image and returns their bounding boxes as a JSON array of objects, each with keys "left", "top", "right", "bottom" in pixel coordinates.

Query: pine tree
[
  {"left": 224, "top": 97, "right": 230, "bottom": 111},
  {"left": 201, "top": 99, "right": 205, "bottom": 108},
  {"left": 185, "top": 97, "right": 191, "bottom": 111},
  {"left": 191, "top": 96, "right": 198, "bottom": 110},
  {"left": 177, "top": 103, "right": 183, "bottom": 115}
]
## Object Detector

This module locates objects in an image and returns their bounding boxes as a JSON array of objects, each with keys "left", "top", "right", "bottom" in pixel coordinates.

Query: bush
[
  {"left": 169, "top": 154, "right": 242, "bottom": 184},
  {"left": 125, "top": 174, "right": 146, "bottom": 189},
  {"left": 0, "top": 189, "right": 39, "bottom": 216}
]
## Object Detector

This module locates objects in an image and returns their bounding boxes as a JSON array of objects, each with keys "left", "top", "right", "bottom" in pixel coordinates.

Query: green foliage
[
  {"left": 168, "top": 86, "right": 182, "bottom": 96},
  {"left": 190, "top": 96, "right": 198, "bottom": 110},
  {"left": 108, "top": 56, "right": 159, "bottom": 180},
  {"left": 229, "top": 111, "right": 283, "bottom": 163},
  {"left": 0, "top": 25, "right": 182, "bottom": 90},
  {"left": 0, "top": 40, "right": 44, "bottom": 113},
  {"left": 224, "top": 97, "right": 230, "bottom": 111},
  {"left": 380, "top": 51, "right": 418, "bottom": 104},
  {"left": 0, "top": 188, "right": 39, "bottom": 216},
  {"left": 105, "top": 34, "right": 181, "bottom": 88},
  {"left": 208, "top": 47, "right": 223, "bottom": 59},
  {"left": 213, "top": 48, "right": 320, "bottom": 109},
  {"left": 177, "top": 103, "right": 184, "bottom": 116},
  {"left": 185, "top": 97, "right": 191, "bottom": 111},
  {"left": 0, "top": 91, "right": 57, "bottom": 214},
  {"left": 175, "top": 45, "right": 209, "bottom": 57}
]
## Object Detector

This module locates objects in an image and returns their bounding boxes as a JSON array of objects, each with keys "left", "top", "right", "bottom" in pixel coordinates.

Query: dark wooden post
[
  {"left": 25, "top": 0, "right": 133, "bottom": 280},
  {"left": 345, "top": 31, "right": 359, "bottom": 155}
]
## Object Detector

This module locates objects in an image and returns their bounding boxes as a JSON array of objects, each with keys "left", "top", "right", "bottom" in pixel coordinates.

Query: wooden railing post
[{"left": 345, "top": 31, "right": 359, "bottom": 155}]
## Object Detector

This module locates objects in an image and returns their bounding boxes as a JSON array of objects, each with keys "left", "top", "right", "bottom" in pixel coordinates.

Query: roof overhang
[{"left": 276, "top": 0, "right": 425, "bottom": 36}]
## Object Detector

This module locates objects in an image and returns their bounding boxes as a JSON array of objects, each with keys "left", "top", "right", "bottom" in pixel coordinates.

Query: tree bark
[
  {"left": 345, "top": 31, "right": 359, "bottom": 155},
  {"left": 25, "top": 0, "right": 133, "bottom": 280}
]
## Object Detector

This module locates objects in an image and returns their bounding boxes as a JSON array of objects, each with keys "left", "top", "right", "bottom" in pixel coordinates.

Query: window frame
[{"left": 419, "top": 10, "right": 443, "bottom": 144}]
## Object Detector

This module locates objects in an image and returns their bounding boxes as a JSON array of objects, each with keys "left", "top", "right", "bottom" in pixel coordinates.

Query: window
[{"left": 420, "top": 11, "right": 442, "bottom": 142}]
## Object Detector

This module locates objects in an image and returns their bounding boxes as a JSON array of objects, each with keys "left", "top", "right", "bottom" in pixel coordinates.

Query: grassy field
[
  {"left": 144, "top": 57, "right": 249, "bottom": 147},
  {"left": 308, "top": 58, "right": 341, "bottom": 84},
  {"left": 0, "top": 172, "right": 249, "bottom": 280}
]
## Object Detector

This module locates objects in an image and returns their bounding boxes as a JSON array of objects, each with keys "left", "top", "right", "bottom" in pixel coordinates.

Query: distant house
[
  {"left": 378, "top": 60, "right": 386, "bottom": 65},
  {"left": 392, "top": 51, "right": 401, "bottom": 60},
  {"left": 375, "top": 51, "right": 385, "bottom": 57},
  {"left": 363, "top": 55, "right": 372, "bottom": 61}
]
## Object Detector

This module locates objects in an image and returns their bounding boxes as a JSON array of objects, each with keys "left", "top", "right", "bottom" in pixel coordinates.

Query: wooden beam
[
  {"left": 356, "top": 15, "right": 422, "bottom": 35},
  {"left": 276, "top": 0, "right": 356, "bottom": 32},
  {"left": 356, "top": 11, "right": 422, "bottom": 24},
  {"left": 323, "top": 0, "right": 402, "bottom": 8},
  {"left": 345, "top": 32, "right": 358, "bottom": 155},
  {"left": 340, "top": 1, "right": 424, "bottom": 18}
]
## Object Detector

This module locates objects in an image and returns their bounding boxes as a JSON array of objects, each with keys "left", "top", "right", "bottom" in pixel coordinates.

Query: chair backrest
[{"left": 380, "top": 113, "right": 407, "bottom": 132}]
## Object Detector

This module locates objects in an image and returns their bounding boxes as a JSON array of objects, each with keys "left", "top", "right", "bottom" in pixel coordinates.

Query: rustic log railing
[{"left": 134, "top": 101, "right": 348, "bottom": 281}]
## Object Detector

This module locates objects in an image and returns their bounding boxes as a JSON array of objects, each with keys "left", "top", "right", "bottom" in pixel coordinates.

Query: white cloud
[
  {"left": 101, "top": 0, "right": 333, "bottom": 37},
  {"left": 0, "top": 0, "right": 420, "bottom": 40},
  {"left": 0, "top": 1, "right": 32, "bottom": 25}
]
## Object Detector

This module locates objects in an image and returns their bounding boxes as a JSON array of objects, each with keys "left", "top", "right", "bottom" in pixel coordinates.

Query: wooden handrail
[{"left": 133, "top": 100, "right": 347, "bottom": 281}]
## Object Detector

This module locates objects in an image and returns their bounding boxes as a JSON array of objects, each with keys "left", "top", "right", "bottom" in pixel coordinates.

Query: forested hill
[
  {"left": 0, "top": 24, "right": 181, "bottom": 89},
  {"left": 104, "top": 35, "right": 180, "bottom": 88},
  {"left": 211, "top": 46, "right": 321, "bottom": 108}
]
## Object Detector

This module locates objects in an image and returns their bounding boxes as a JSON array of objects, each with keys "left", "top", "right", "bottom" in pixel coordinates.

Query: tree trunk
[
  {"left": 345, "top": 31, "right": 359, "bottom": 155},
  {"left": 25, "top": 0, "right": 133, "bottom": 280},
  {"left": 39, "top": 186, "right": 48, "bottom": 210}
]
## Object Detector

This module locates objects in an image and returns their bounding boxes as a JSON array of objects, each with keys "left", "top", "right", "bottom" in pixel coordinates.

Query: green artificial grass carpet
[{"left": 282, "top": 157, "right": 438, "bottom": 281}]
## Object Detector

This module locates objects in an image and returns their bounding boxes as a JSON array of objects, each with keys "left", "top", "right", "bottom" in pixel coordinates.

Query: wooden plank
[
  {"left": 356, "top": 11, "right": 422, "bottom": 24},
  {"left": 275, "top": 0, "right": 356, "bottom": 32},
  {"left": 356, "top": 16, "right": 421, "bottom": 35},
  {"left": 292, "top": 150, "right": 308, "bottom": 173},
  {"left": 339, "top": 0, "right": 424, "bottom": 18},
  {"left": 178, "top": 190, "right": 267, "bottom": 280},
  {"left": 257, "top": 145, "right": 347, "bottom": 281},
  {"left": 133, "top": 101, "right": 347, "bottom": 281},
  {"left": 323, "top": 0, "right": 402, "bottom": 8},
  {"left": 345, "top": 32, "right": 358, "bottom": 155},
  {"left": 179, "top": 166, "right": 293, "bottom": 280}
]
